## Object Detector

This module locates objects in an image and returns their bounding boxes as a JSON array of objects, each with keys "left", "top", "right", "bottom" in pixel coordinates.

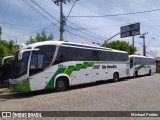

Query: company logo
[{"left": 2, "top": 112, "right": 11, "bottom": 117}]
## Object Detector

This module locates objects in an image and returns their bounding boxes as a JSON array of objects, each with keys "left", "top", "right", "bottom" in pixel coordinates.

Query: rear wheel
[
  {"left": 113, "top": 72, "right": 119, "bottom": 82},
  {"left": 148, "top": 69, "right": 151, "bottom": 76},
  {"left": 134, "top": 71, "right": 138, "bottom": 77},
  {"left": 55, "top": 77, "right": 68, "bottom": 91}
]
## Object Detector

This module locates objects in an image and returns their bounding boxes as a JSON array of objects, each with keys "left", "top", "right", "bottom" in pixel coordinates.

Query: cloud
[
  {"left": 149, "top": 47, "right": 160, "bottom": 57},
  {"left": 1, "top": 0, "right": 160, "bottom": 53}
]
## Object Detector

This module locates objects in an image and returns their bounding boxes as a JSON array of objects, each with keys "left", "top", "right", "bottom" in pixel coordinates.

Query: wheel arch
[
  {"left": 54, "top": 74, "right": 70, "bottom": 88},
  {"left": 113, "top": 70, "right": 119, "bottom": 77}
]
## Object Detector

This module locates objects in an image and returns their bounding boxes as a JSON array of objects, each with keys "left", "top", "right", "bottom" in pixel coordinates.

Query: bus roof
[
  {"left": 129, "top": 55, "right": 155, "bottom": 59},
  {"left": 20, "top": 41, "right": 128, "bottom": 53}
]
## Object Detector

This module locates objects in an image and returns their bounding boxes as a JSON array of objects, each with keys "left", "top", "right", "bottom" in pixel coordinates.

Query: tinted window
[
  {"left": 55, "top": 46, "right": 98, "bottom": 64},
  {"left": 134, "top": 57, "right": 156, "bottom": 65},
  {"left": 113, "top": 52, "right": 129, "bottom": 61},
  {"left": 121, "top": 53, "right": 129, "bottom": 61},
  {"left": 29, "top": 45, "right": 56, "bottom": 76},
  {"left": 55, "top": 46, "right": 129, "bottom": 64},
  {"left": 98, "top": 51, "right": 113, "bottom": 61}
]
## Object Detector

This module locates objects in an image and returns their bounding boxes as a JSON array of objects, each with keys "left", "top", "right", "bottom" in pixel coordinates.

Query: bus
[
  {"left": 129, "top": 55, "right": 156, "bottom": 77},
  {"left": 7, "top": 41, "right": 129, "bottom": 92}
]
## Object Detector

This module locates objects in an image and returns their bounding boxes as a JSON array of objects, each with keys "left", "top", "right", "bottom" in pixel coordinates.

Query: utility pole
[
  {"left": 53, "top": 0, "right": 70, "bottom": 41},
  {"left": 140, "top": 32, "right": 148, "bottom": 56},
  {"left": 132, "top": 36, "right": 134, "bottom": 47}
]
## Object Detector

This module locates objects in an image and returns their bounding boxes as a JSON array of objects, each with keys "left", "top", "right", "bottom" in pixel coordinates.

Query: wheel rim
[
  {"left": 114, "top": 74, "right": 118, "bottom": 81},
  {"left": 58, "top": 81, "right": 64, "bottom": 88}
]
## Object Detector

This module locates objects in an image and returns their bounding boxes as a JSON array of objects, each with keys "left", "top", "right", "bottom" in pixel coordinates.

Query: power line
[
  {"left": 30, "top": 0, "right": 60, "bottom": 23},
  {"left": 65, "top": 0, "right": 78, "bottom": 41},
  {"left": 22, "top": 0, "right": 56, "bottom": 25},
  {"left": 65, "top": 18, "right": 160, "bottom": 31},
  {"left": 68, "top": 8, "right": 160, "bottom": 18},
  {"left": 66, "top": 0, "right": 78, "bottom": 20},
  {"left": 66, "top": 20, "right": 107, "bottom": 41},
  {"left": 29, "top": 0, "right": 107, "bottom": 42},
  {"left": 146, "top": 38, "right": 155, "bottom": 47},
  {"left": 25, "top": 0, "right": 126, "bottom": 43},
  {"left": 65, "top": 30, "right": 100, "bottom": 43},
  {"left": 66, "top": 25, "right": 105, "bottom": 42},
  {"left": 0, "top": 21, "right": 40, "bottom": 28},
  {"left": 65, "top": 25, "right": 74, "bottom": 41}
]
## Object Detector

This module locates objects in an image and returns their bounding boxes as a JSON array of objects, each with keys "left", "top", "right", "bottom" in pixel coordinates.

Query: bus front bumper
[{"left": 10, "top": 79, "right": 31, "bottom": 92}]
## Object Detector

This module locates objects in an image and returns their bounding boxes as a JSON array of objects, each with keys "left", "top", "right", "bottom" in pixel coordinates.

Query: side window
[
  {"left": 98, "top": 51, "right": 113, "bottom": 61},
  {"left": 121, "top": 53, "right": 129, "bottom": 61},
  {"left": 135, "top": 57, "right": 139, "bottom": 65},
  {"left": 30, "top": 54, "right": 45, "bottom": 69},
  {"left": 30, "top": 45, "right": 56, "bottom": 76},
  {"left": 55, "top": 46, "right": 77, "bottom": 63},
  {"left": 113, "top": 52, "right": 121, "bottom": 61},
  {"left": 55, "top": 46, "right": 98, "bottom": 64}
]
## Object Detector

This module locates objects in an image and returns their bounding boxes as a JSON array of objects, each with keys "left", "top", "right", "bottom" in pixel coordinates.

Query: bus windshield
[{"left": 10, "top": 51, "right": 30, "bottom": 79}]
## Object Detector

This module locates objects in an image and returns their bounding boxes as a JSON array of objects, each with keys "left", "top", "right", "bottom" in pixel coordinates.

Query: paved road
[{"left": 0, "top": 74, "right": 160, "bottom": 119}]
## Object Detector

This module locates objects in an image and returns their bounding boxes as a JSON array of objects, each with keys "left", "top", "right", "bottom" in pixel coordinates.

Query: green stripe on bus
[
  {"left": 45, "top": 68, "right": 66, "bottom": 89},
  {"left": 81, "top": 62, "right": 90, "bottom": 69},
  {"left": 135, "top": 64, "right": 144, "bottom": 71},
  {"left": 65, "top": 66, "right": 75, "bottom": 76},
  {"left": 88, "top": 62, "right": 95, "bottom": 67},
  {"left": 45, "top": 61, "right": 126, "bottom": 90},
  {"left": 74, "top": 64, "right": 82, "bottom": 71}
]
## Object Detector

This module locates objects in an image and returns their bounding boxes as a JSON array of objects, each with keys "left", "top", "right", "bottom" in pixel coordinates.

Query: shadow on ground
[{"left": 0, "top": 77, "right": 140, "bottom": 101}]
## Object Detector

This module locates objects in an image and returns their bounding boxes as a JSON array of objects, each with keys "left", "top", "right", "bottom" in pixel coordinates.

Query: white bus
[
  {"left": 8, "top": 41, "right": 129, "bottom": 92},
  {"left": 129, "top": 55, "right": 156, "bottom": 77}
]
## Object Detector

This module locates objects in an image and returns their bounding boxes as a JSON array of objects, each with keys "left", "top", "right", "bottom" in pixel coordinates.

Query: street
[{"left": 0, "top": 74, "right": 160, "bottom": 119}]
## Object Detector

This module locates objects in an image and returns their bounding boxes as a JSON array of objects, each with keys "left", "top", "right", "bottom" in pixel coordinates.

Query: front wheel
[
  {"left": 55, "top": 78, "right": 68, "bottom": 91},
  {"left": 113, "top": 72, "right": 119, "bottom": 82}
]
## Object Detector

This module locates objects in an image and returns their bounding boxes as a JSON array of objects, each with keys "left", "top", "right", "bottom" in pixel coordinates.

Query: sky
[{"left": 1, "top": 0, "right": 160, "bottom": 57}]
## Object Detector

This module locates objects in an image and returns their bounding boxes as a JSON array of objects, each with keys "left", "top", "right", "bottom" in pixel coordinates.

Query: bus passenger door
[{"left": 130, "top": 57, "right": 134, "bottom": 77}]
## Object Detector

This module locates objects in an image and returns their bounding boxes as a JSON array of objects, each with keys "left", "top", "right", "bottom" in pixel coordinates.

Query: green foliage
[
  {"left": 102, "top": 40, "right": 136, "bottom": 55},
  {"left": 26, "top": 30, "right": 54, "bottom": 45},
  {"left": 0, "top": 40, "right": 16, "bottom": 64}
]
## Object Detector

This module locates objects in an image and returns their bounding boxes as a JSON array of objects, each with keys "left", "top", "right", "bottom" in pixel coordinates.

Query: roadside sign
[{"left": 120, "top": 23, "right": 140, "bottom": 38}]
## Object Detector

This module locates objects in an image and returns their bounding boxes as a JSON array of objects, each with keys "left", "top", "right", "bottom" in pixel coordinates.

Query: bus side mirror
[
  {"left": 2, "top": 56, "right": 14, "bottom": 65},
  {"left": 18, "top": 50, "right": 23, "bottom": 60}
]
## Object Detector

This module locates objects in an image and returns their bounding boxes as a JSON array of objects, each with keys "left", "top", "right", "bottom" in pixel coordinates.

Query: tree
[
  {"left": 26, "top": 30, "right": 54, "bottom": 45},
  {"left": 102, "top": 40, "right": 136, "bottom": 55},
  {"left": 0, "top": 39, "right": 16, "bottom": 64}
]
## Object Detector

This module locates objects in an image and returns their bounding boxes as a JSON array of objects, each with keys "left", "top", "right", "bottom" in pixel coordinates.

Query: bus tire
[
  {"left": 134, "top": 71, "right": 138, "bottom": 77},
  {"left": 148, "top": 69, "right": 151, "bottom": 76},
  {"left": 113, "top": 72, "right": 119, "bottom": 82},
  {"left": 55, "top": 77, "right": 68, "bottom": 91}
]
